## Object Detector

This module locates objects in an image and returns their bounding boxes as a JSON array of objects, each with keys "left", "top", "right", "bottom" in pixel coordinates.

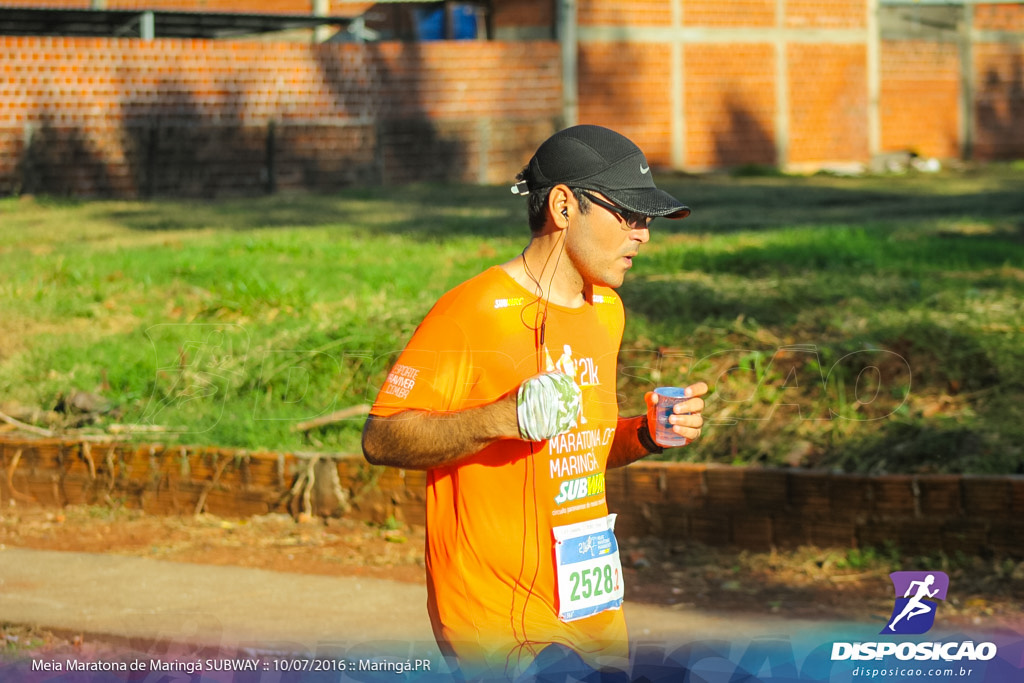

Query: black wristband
[{"left": 636, "top": 415, "right": 664, "bottom": 455}]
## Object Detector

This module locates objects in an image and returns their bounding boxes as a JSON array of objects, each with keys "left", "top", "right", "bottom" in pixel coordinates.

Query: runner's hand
[
  {"left": 645, "top": 382, "right": 708, "bottom": 444},
  {"left": 517, "top": 372, "right": 582, "bottom": 442}
]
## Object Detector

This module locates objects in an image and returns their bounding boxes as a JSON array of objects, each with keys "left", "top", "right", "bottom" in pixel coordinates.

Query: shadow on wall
[
  {"left": 574, "top": 9, "right": 778, "bottom": 172},
  {"left": 976, "top": 52, "right": 1024, "bottom": 160},
  {"left": 9, "top": 40, "right": 470, "bottom": 199},
  {"left": 712, "top": 94, "right": 776, "bottom": 169},
  {"left": 120, "top": 74, "right": 265, "bottom": 198},
  {"left": 16, "top": 122, "right": 119, "bottom": 197},
  {"left": 312, "top": 40, "right": 465, "bottom": 188},
  {"left": 575, "top": 38, "right": 675, "bottom": 166}
]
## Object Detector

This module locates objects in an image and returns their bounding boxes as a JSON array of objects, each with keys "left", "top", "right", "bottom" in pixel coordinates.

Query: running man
[
  {"left": 362, "top": 125, "right": 708, "bottom": 679},
  {"left": 888, "top": 574, "right": 940, "bottom": 631}
]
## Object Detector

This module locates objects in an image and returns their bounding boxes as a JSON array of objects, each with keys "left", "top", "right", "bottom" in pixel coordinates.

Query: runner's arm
[
  {"left": 606, "top": 383, "right": 707, "bottom": 469},
  {"left": 606, "top": 415, "right": 652, "bottom": 469},
  {"left": 361, "top": 394, "right": 520, "bottom": 470}
]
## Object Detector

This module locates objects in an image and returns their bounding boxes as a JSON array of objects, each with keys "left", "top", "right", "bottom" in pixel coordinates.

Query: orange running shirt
[{"left": 370, "top": 266, "right": 629, "bottom": 675}]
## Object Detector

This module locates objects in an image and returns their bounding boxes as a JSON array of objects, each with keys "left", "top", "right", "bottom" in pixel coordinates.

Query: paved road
[
  {"left": 0, "top": 546, "right": 843, "bottom": 656},
  {"left": 4, "top": 547, "right": 1023, "bottom": 682}
]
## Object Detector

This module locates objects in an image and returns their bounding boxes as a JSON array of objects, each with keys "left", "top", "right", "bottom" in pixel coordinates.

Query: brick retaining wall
[{"left": 2, "top": 436, "right": 1021, "bottom": 557}]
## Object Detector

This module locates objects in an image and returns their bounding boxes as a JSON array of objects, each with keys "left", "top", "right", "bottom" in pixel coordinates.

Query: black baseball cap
[{"left": 512, "top": 125, "right": 691, "bottom": 220}]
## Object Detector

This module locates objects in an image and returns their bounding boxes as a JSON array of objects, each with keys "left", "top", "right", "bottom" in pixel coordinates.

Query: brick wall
[
  {"left": 491, "top": 0, "right": 553, "bottom": 32},
  {"left": 684, "top": 43, "right": 776, "bottom": 169},
  {"left": 0, "top": 37, "right": 561, "bottom": 196},
  {"left": 786, "top": 0, "right": 866, "bottom": 29},
  {"left": 880, "top": 40, "right": 960, "bottom": 159},
  {"left": 577, "top": 41, "right": 674, "bottom": 167},
  {"left": 3, "top": 436, "right": 1021, "bottom": 558},
  {"left": 578, "top": 0, "right": 674, "bottom": 27},
  {"left": 576, "top": 0, "right": 877, "bottom": 169},
  {"left": 1, "top": 2, "right": 1023, "bottom": 196},
  {"left": 0, "top": 0, "right": 372, "bottom": 13},
  {"left": 975, "top": 3, "right": 1024, "bottom": 31},
  {"left": 974, "top": 41, "right": 1024, "bottom": 160},
  {"left": 574, "top": 0, "right": 1024, "bottom": 170},
  {"left": 878, "top": 3, "right": 1024, "bottom": 162},
  {"left": 684, "top": 0, "right": 775, "bottom": 28},
  {"left": 788, "top": 43, "right": 869, "bottom": 165}
]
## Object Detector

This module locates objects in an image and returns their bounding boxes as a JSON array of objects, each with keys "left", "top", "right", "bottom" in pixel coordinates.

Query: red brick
[
  {"left": 661, "top": 465, "right": 706, "bottom": 510},
  {"left": 683, "top": 43, "right": 776, "bottom": 169},
  {"left": 788, "top": 43, "right": 869, "bottom": 164},
  {"left": 0, "top": 37, "right": 562, "bottom": 196},
  {"left": 772, "top": 515, "right": 811, "bottom": 548},
  {"left": 2, "top": 434, "right": 1021, "bottom": 557},
  {"left": 857, "top": 520, "right": 901, "bottom": 550},
  {"left": 375, "top": 467, "right": 406, "bottom": 493},
  {"left": 604, "top": 465, "right": 628, "bottom": 502},
  {"left": 493, "top": 1, "right": 554, "bottom": 30},
  {"left": 577, "top": 41, "right": 672, "bottom": 166},
  {"left": 787, "top": 0, "right": 866, "bottom": 29},
  {"left": 961, "top": 476, "right": 1012, "bottom": 519},
  {"left": 655, "top": 506, "right": 690, "bottom": 540},
  {"left": 807, "top": 520, "right": 858, "bottom": 548},
  {"left": 828, "top": 474, "right": 873, "bottom": 519},
  {"left": 1012, "top": 478, "right": 1024, "bottom": 515},
  {"left": 732, "top": 515, "right": 774, "bottom": 550},
  {"left": 788, "top": 470, "right": 831, "bottom": 515},
  {"left": 974, "top": 43, "right": 1024, "bottom": 159},
  {"left": 690, "top": 513, "right": 733, "bottom": 546},
  {"left": 686, "top": 0, "right": 774, "bottom": 27},
  {"left": 871, "top": 475, "right": 918, "bottom": 518},
  {"left": 610, "top": 507, "right": 650, "bottom": 540},
  {"left": 917, "top": 476, "right": 963, "bottom": 518},
  {"left": 975, "top": 4, "right": 1024, "bottom": 31},
  {"left": 705, "top": 465, "right": 747, "bottom": 508},
  {"left": 880, "top": 40, "right": 960, "bottom": 159},
  {"left": 941, "top": 520, "right": 992, "bottom": 555},
  {"left": 891, "top": 520, "right": 944, "bottom": 555},
  {"left": 742, "top": 468, "right": 788, "bottom": 509},
  {"left": 988, "top": 522, "right": 1024, "bottom": 556},
  {"left": 579, "top": 1, "right": 673, "bottom": 27},
  {"left": 402, "top": 469, "right": 428, "bottom": 492},
  {"left": 625, "top": 462, "right": 669, "bottom": 503},
  {"left": 246, "top": 453, "right": 284, "bottom": 489}
]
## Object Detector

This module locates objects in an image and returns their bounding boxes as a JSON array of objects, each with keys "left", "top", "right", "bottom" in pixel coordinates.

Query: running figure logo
[{"left": 881, "top": 571, "right": 949, "bottom": 635}]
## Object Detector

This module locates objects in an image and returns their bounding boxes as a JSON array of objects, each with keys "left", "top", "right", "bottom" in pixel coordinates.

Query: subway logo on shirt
[{"left": 555, "top": 472, "right": 606, "bottom": 505}]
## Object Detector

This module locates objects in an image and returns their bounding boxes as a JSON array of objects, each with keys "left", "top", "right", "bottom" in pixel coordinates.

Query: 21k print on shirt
[{"left": 539, "top": 343, "right": 614, "bottom": 517}]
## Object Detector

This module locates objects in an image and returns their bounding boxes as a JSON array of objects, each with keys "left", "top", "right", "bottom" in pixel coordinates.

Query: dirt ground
[{"left": 2, "top": 502, "right": 1023, "bottom": 656}]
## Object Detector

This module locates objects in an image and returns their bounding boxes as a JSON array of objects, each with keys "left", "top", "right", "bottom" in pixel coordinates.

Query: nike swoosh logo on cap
[{"left": 640, "top": 164, "right": 650, "bottom": 174}]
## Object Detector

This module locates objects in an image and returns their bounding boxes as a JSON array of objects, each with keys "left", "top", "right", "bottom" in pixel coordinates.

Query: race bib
[{"left": 553, "top": 515, "right": 624, "bottom": 622}]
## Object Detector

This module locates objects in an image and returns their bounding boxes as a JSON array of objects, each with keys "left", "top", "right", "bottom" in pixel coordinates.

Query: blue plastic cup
[{"left": 654, "top": 386, "right": 690, "bottom": 447}]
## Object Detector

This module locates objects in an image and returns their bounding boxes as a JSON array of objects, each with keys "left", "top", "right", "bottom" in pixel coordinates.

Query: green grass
[{"left": 1, "top": 165, "right": 1022, "bottom": 474}]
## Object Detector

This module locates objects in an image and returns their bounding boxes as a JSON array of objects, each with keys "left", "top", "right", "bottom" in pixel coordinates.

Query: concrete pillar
[
  {"left": 959, "top": 3, "right": 975, "bottom": 160},
  {"left": 867, "top": 0, "right": 881, "bottom": 158},
  {"left": 671, "top": 0, "right": 686, "bottom": 169},
  {"left": 775, "top": 0, "right": 790, "bottom": 168},
  {"left": 140, "top": 11, "right": 155, "bottom": 40},
  {"left": 557, "top": 0, "right": 578, "bottom": 128},
  {"left": 313, "top": 0, "right": 331, "bottom": 43}
]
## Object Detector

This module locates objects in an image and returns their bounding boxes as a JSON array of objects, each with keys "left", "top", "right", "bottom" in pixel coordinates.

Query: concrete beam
[{"left": 578, "top": 26, "right": 868, "bottom": 45}]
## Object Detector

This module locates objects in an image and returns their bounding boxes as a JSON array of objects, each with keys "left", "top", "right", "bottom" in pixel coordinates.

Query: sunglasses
[{"left": 580, "top": 191, "right": 653, "bottom": 230}]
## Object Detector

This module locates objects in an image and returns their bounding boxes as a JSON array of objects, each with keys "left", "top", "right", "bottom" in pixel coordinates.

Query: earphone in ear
[{"left": 561, "top": 208, "right": 568, "bottom": 219}]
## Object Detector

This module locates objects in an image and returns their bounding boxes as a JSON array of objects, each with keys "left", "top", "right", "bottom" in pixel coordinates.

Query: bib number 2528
[
  {"left": 570, "top": 563, "right": 617, "bottom": 602},
  {"left": 553, "top": 514, "right": 624, "bottom": 622}
]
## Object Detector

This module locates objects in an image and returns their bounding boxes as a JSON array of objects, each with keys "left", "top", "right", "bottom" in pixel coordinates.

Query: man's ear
[{"left": 547, "top": 184, "right": 573, "bottom": 228}]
